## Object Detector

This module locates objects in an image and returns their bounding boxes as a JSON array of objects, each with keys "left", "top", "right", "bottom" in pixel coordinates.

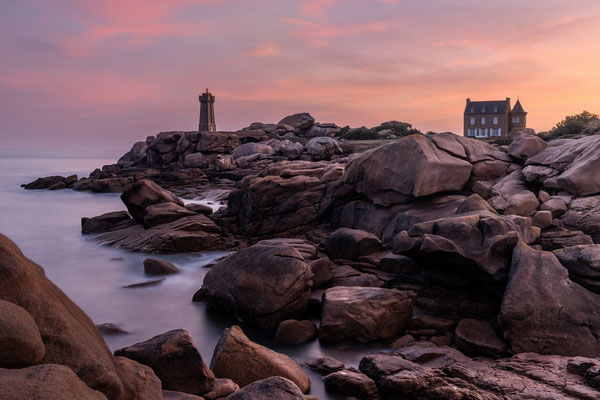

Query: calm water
[{"left": 0, "top": 153, "right": 389, "bottom": 399}]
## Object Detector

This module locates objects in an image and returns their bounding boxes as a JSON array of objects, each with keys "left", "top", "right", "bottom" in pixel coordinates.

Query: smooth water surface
[{"left": 0, "top": 153, "right": 390, "bottom": 399}]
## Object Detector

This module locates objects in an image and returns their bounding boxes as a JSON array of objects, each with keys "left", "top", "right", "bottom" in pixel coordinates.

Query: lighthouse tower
[{"left": 198, "top": 89, "right": 216, "bottom": 132}]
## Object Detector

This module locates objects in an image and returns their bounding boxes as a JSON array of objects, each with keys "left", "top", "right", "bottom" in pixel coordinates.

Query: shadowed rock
[
  {"left": 0, "top": 300, "right": 45, "bottom": 368},
  {"left": 210, "top": 325, "right": 310, "bottom": 393},
  {"left": 114, "top": 329, "right": 215, "bottom": 395}
]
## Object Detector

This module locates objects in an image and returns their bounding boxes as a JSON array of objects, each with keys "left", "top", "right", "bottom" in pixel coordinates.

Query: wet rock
[
  {"left": 303, "top": 356, "right": 345, "bottom": 374},
  {"left": 325, "top": 228, "right": 383, "bottom": 261},
  {"left": 82, "top": 211, "right": 134, "bottom": 234},
  {"left": 203, "top": 378, "right": 238, "bottom": 399},
  {"left": 0, "top": 300, "right": 45, "bottom": 368},
  {"left": 89, "top": 214, "right": 225, "bottom": 253},
  {"left": 454, "top": 319, "right": 507, "bottom": 358},
  {"left": 196, "top": 243, "right": 312, "bottom": 330},
  {"left": 275, "top": 320, "right": 318, "bottom": 344},
  {"left": 408, "top": 316, "right": 457, "bottom": 335},
  {"left": 114, "top": 329, "right": 215, "bottom": 395},
  {"left": 323, "top": 369, "right": 378, "bottom": 399},
  {"left": 319, "top": 287, "right": 415, "bottom": 342},
  {"left": 499, "top": 243, "right": 600, "bottom": 356},
  {"left": 143, "top": 258, "right": 180, "bottom": 275},
  {"left": 143, "top": 202, "right": 197, "bottom": 228},
  {"left": 185, "top": 203, "right": 213, "bottom": 216},
  {"left": 0, "top": 364, "right": 108, "bottom": 400},
  {"left": 23, "top": 175, "right": 65, "bottom": 190},
  {"left": 162, "top": 390, "right": 205, "bottom": 399},
  {"left": 224, "top": 376, "right": 306, "bottom": 400},
  {"left": 121, "top": 179, "right": 184, "bottom": 224},
  {"left": 0, "top": 233, "right": 132, "bottom": 400},
  {"left": 116, "top": 356, "right": 162, "bottom": 400},
  {"left": 392, "top": 341, "right": 470, "bottom": 368},
  {"left": 210, "top": 325, "right": 310, "bottom": 392},
  {"left": 96, "top": 323, "right": 129, "bottom": 335}
]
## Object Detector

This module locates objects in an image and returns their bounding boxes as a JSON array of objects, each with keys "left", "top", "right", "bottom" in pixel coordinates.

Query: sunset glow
[{"left": 1, "top": 0, "right": 600, "bottom": 150}]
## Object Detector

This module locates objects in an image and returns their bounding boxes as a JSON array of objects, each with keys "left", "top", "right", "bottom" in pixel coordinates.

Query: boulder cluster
[{"left": 18, "top": 114, "right": 600, "bottom": 398}]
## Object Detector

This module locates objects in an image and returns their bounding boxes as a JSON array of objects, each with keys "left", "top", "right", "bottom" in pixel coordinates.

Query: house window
[
  {"left": 481, "top": 117, "right": 486, "bottom": 125},
  {"left": 470, "top": 117, "right": 475, "bottom": 125},
  {"left": 493, "top": 117, "right": 498, "bottom": 125},
  {"left": 471, "top": 107, "right": 475, "bottom": 113},
  {"left": 482, "top": 107, "right": 486, "bottom": 112},
  {"left": 490, "top": 128, "right": 501, "bottom": 136},
  {"left": 512, "top": 116, "right": 520, "bottom": 123},
  {"left": 477, "top": 128, "right": 488, "bottom": 138},
  {"left": 494, "top": 107, "right": 498, "bottom": 112},
  {"left": 467, "top": 128, "right": 476, "bottom": 137}
]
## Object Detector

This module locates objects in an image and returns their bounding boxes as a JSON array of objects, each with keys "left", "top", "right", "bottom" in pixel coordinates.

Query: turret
[{"left": 199, "top": 88, "right": 216, "bottom": 132}]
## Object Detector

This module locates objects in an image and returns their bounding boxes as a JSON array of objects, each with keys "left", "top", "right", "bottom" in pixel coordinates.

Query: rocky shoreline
[{"left": 8, "top": 113, "right": 600, "bottom": 398}]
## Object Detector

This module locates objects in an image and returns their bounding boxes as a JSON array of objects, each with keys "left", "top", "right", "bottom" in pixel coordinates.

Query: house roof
[
  {"left": 511, "top": 99, "right": 527, "bottom": 114},
  {"left": 464, "top": 100, "right": 508, "bottom": 115}
]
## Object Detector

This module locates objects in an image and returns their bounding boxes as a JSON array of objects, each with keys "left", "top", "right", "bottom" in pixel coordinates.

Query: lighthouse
[{"left": 198, "top": 88, "right": 216, "bottom": 132}]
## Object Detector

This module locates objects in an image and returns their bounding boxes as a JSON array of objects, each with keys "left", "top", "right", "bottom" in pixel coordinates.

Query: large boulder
[
  {"left": 114, "top": 329, "right": 215, "bottom": 395},
  {"left": 118, "top": 141, "right": 148, "bottom": 167},
  {"left": 304, "top": 123, "right": 341, "bottom": 138},
  {"left": 323, "top": 369, "right": 378, "bottom": 399},
  {"left": 228, "top": 161, "right": 342, "bottom": 238},
  {"left": 0, "top": 300, "right": 45, "bottom": 368},
  {"left": 272, "top": 140, "right": 304, "bottom": 159},
  {"left": 210, "top": 325, "right": 310, "bottom": 393},
  {"left": 143, "top": 258, "right": 180, "bottom": 275},
  {"left": 0, "top": 364, "right": 109, "bottom": 400},
  {"left": 342, "top": 135, "right": 473, "bottom": 206},
  {"left": 324, "top": 228, "right": 383, "bottom": 260},
  {"left": 524, "top": 135, "right": 600, "bottom": 196},
  {"left": 195, "top": 243, "right": 313, "bottom": 330},
  {"left": 561, "top": 195, "right": 600, "bottom": 242},
  {"left": 231, "top": 142, "right": 273, "bottom": 160},
  {"left": 0, "top": 233, "right": 133, "bottom": 400},
  {"left": 115, "top": 357, "right": 162, "bottom": 400},
  {"left": 498, "top": 243, "right": 600, "bottom": 356},
  {"left": 319, "top": 287, "right": 415, "bottom": 342},
  {"left": 120, "top": 180, "right": 183, "bottom": 224},
  {"left": 183, "top": 153, "right": 206, "bottom": 168},
  {"left": 507, "top": 133, "right": 547, "bottom": 162},
  {"left": 224, "top": 377, "right": 305, "bottom": 400},
  {"left": 278, "top": 113, "right": 315, "bottom": 133},
  {"left": 305, "top": 137, "right": 342, "bottom": 160},
  {"left": 454, "top": 319, "right": 507, "bottom": 358}
]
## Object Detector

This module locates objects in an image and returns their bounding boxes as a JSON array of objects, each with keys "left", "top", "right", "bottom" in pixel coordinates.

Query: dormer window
[
  {"left": 470, "top": 107, "right": 475, "bottom": 113},
  {"left": 493, "top": 107, "right": 498, "bottom": 112},
  {"left": 482, "top": 107, "right": 486, "bottom": 112}
]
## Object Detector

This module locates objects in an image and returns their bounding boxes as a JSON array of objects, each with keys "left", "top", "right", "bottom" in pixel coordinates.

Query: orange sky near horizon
[{"left": 1, "top": 0, "right": 600, "bottom": 150}]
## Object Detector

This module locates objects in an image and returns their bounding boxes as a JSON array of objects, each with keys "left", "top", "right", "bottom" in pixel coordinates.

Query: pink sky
[{"left": 1, "top": 0, "right": 600, "bottom": 151}]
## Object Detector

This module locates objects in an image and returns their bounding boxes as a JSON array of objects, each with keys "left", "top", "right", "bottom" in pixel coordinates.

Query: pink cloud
[
  {"left": 247, "top": 42, "right": 279, "bottom": 58},
  {"left": 299, "top": 0, "right": 338, "bottom": 20}
]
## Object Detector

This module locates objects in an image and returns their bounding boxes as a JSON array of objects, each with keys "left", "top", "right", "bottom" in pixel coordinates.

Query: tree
[{"left": 540, "top": 111, "right": 599, "bottom": 140}]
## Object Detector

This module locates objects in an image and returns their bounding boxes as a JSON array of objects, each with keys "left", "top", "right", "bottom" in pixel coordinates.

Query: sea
[{"left": 0, "top": 149, "right": 390, "bottom": 399}]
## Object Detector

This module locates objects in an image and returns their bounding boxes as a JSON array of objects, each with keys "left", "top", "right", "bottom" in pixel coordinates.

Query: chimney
[{"left": 466, "top": 98, "right": 471, "bottom": 105}]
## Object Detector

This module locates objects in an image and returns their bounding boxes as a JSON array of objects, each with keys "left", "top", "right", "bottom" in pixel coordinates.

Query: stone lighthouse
[{"left": 198, "top": 88, "right": 216, "bottom": 132}]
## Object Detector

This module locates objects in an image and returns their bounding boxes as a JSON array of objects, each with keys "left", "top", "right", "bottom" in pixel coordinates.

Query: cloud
[
  {"left": 299, "top": 0, "right": 338, "bottom": 20},
  {"left": 246, "top": 41, "right": 279, "bottom": 58}
]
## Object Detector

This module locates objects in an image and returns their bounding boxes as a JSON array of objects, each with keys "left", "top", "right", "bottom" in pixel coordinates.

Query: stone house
[{"left": 464, "top": 97, "right": 527, "bottom": 140}]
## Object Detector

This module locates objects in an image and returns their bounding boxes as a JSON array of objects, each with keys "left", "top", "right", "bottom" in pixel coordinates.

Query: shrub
[{"left": 540, "top": 111, "right": 599, "bottom": 140}]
